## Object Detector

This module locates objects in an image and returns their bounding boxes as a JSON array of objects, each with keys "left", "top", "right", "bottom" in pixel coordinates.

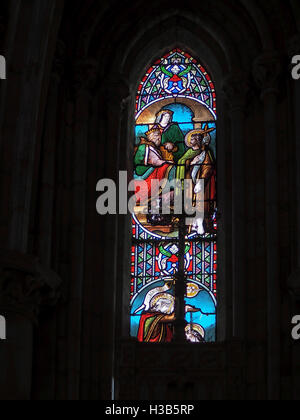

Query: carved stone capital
[
  {"left": 73, "top": 58, "right": 99, "bottom": 96},
  {"left": 222, "top": 71, "right": 249, "bottom": 113},
  {"left": 0, "top": 250, "right": 62, "bottom": 323},
  {"left": 253, "top": 52, "right": 282, "bottom": 98}
]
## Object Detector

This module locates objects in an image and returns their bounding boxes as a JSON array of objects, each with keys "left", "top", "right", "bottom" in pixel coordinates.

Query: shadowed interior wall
[{"left": 0, "top": 0, "right": 300, "bottom": 400}]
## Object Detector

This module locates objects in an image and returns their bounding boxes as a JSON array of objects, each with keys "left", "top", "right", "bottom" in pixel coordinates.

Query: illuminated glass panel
[{"left": 131, "top": 49, "right": 217, "bottom": 343}]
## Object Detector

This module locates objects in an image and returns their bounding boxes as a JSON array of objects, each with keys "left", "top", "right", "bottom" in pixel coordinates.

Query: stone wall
[{"left": 0, "top": 0, "right": 299, "bottom": 400}]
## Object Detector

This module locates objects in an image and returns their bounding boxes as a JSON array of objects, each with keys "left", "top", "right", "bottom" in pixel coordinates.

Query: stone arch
[
  {"left": 98, "top": 30, "right": 229, "bottom": 344},
  {"left": 64, "top": 1, "right": 291, "bottom": 399},
  {"left": 42, "top": 0, "right": 300, "bottom": 400}
]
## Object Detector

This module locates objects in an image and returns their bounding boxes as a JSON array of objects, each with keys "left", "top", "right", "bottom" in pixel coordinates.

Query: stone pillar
[
  {"left": 52, "top": 87, "right": 73, "bottom": 401},
  {"left": 66, "top": 58, "right": 98, "bottom": 400},
  {"left": 253, "top": 51, "right": 282, "bottom": 400},
  {"left": 7, "top": 0, "right": 62, "bottom": 253},
  {"left": 0, "top": 1, "right": 17, "bottom": 136},
  {"left": 222, "top": 71, "right": 248, "bottom": 340},
  {"left": 288, "top": 35, "right": 300, "bottom": 271},
  {"left": 37, "top": 41, "right": 65, "bottom": 267},
  {"left": 288, "top": 279, "right": 300, "bottom": 400},
  {"left": 287, "top": 34, "right": 300, "bottom": 400},
  {"left": 30, "top": 42, "right": 66, "bottom": 400},
  {"left": 0, "top": 11, "right": 5, "bottom": 48},
  {"left": 103, "top": 76, "right": 130, "bottom": 400},
  {"left": 0, "top": 250, "right": 61, "bottom": 400}
]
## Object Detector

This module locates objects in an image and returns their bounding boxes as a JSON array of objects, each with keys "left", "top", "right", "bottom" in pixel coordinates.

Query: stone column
[
  {"left": 0, "top": 250, "right": 61, "bottom": 400},
  {"left": 7, "top": 0, "right": 62, "bottom": 253},
  {"left": 288, "top": 35, "right": 300, "bottom": 273},
  {"left": 37, "top": 41, "right": 65, "bottom": 267},
  {"left": 253, "top": 51, "right": 282, "bottom": 400},
  {"left": 66, "top": 58, "right": 98, "bottom": 400},
  {"left": 287, "top": 34, "right": 300, "bottom": 400},
  {"left": 222, "top": 71, "right": 248, "bottom": 340},
  {"left": 29, "top": 41, "right": 66, "bottom": 400},
  {"left": 103, "top": 76, "right": 130, "bottom": 400}
]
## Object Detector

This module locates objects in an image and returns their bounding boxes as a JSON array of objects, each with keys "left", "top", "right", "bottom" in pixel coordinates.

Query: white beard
[{"left": 191, "top": 217, "right": 205, "bottom": 235}]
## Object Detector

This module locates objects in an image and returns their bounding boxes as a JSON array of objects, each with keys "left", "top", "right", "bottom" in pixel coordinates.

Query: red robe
[
  {"left": 135, "top": 163, "right": 172, "bottom": 204},
  {"left": 137, "top": 313, "right": 173, "bottom": 343}
]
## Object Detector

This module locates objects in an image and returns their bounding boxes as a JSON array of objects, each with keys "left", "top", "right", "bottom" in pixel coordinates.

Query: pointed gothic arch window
[{"left": 130, "top": 49, "right": 217, "bottom": 343}]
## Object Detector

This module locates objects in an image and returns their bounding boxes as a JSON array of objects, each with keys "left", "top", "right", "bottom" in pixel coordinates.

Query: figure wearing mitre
[{"left": 134, "top": 127, "right": 175, "bottom": 204}]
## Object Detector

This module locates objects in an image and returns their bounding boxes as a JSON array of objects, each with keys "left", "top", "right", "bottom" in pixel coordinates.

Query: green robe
[
  {"left": 176, "top": 148, "right": 201, "bottom": 182},
  {"left": 160, "top": 123, "right": 185, "bottom": 163},
  {"left": 134, "top": 144, "right": 152, "bottom": 177},
  {"left": 134, "top": 140, "right": 176, "bottom": 183}
]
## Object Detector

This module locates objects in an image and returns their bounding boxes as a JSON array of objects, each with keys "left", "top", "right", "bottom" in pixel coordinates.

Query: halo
[
  {"left": 185, "top": 125, "right": 215, "bottom": 148},
  {"left": 186, "top": 282, "right": 200, "bottom": 298},
  {"left": 185, "top": 323, "right": 205, "bottom": 338},
  {"left": 150, "top": 293, "right": 175, "bottom": 313},
  {"left": 184, "top": 129, "right": 203, "bottom": 148}
]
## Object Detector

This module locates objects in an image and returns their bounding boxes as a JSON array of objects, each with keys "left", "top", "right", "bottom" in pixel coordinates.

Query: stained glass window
[{"left": 131, "top": 49, "right": 217, "bottom": 343}]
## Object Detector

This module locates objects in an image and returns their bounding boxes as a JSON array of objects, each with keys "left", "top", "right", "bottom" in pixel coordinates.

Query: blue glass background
[
  {"left": 135, "top": 103, "right": 216, "bottom": 157},
  {"left": 130, "top": 279, "right": 216, "bottom": 342}
]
